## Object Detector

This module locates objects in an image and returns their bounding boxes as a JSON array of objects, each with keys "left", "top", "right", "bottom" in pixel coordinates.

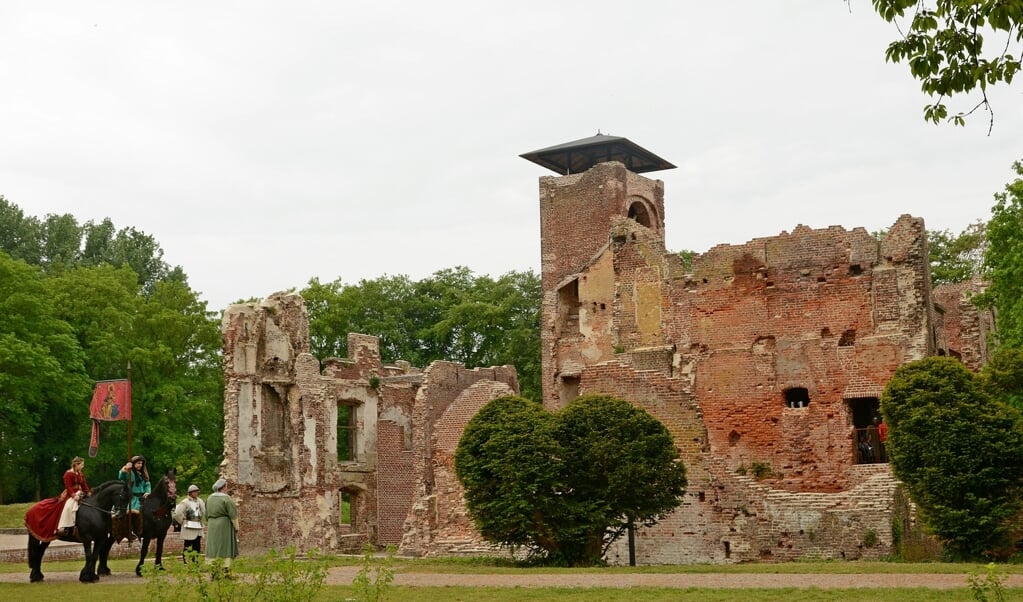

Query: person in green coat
[
  {"left": 118, "top": 455, "right": 151, "bottom": 539},
  {"left": 205, "top": 477, "right": 239, "bottom": 572}
]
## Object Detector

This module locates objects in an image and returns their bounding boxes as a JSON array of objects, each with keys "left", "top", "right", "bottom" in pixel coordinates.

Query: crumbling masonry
[
  {"left": 221, "top": 294, "right": 517, "bottom": 556},
  {"left": 221, "top": 156, "right": 988, "bottom": 563}
]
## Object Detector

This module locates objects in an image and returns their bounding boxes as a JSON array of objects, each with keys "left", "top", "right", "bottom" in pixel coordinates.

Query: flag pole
[{"left": 127, "top": 360, "right": 133, "bottom": 459}]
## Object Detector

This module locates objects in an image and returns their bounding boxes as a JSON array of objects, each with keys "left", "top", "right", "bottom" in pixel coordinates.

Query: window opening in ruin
[
  {"left": 559, "top": 375, "right": 580, "bottom": 404},
  {"left": 728, "top": 430, "right": 740, "bottom": 446},
  {"left": 340, "top": 490, "right": 355, "bottom": 525},
  {"left": 558, "top": 280, "right": 580, "bottom": 336},
  {"left": 839, "top": 329, "right": 856, "bottom": 346},
  {"left": 847, "top": 397, "right": 885, "bottom": 464},
  {"left": 724, "top": 541, "right": 731, "bottom": 559},
  {"left": 627, "top": 201, "right": 653, "bottom": 228},
  {"left": 261, "top": 384, "right": 286, "bottom": 449},
  {"left": 783, "top": 387, "right": 810, "bottom": 408},
  {"left": 337, "top": 402, "right": 357, "bottom": 462},
  {"left": 849, "top": 264, "right": 863, "bottom": 276}
]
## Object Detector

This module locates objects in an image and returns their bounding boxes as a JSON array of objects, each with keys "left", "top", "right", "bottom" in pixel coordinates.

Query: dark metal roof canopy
[{"left": 520, "top": 133, "right": 676, "bottom": 175}]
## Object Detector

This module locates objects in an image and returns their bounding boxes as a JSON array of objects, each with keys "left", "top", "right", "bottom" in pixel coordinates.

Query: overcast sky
[{"left": 3, "top": 2, "right": 1020, "bottom": 311}]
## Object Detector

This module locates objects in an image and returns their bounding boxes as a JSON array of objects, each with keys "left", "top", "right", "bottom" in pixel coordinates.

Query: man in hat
[
  {"left": 174, "top": 484, "right": 206, "bottom": 562},
  {"left": 205, "top": 477, "right": 239, "bottom": 573},
  {"left": 118, "top": 455, "right": 151, "bottom": 539}
]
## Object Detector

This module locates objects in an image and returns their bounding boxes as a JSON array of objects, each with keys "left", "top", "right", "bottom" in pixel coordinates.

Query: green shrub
[
  {"left": 143, "top": 546, "right": 329, "bottom": 602},
  {"left": 350, "top": 544, "right": 395, "bottom": 602}
]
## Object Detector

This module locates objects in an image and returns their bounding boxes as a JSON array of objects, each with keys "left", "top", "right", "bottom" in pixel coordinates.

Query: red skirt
[{"left": 25, "top": 497, "right": 64, "bottom": 542}]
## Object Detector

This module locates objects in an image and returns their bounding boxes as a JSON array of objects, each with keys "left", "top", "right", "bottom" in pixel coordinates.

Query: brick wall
[{"left": 536, "top": 160, "right": 966, "bottom": 564}]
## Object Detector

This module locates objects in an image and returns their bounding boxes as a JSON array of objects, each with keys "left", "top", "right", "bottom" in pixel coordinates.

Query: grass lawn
[
  {"left": 0, "top": 583, "right": 1021, "bottom": 601},
  {"left": 4, "top": 503, "right": 1023, "bottom": 600}
]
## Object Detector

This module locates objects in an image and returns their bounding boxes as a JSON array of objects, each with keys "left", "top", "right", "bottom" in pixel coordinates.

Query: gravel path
[{"left": 4, "top": 567, "right": 1023, "bottom": 589}]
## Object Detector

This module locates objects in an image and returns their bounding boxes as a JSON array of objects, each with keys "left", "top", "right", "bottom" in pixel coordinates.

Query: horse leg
[
  {"left": 136, "top": 536, "right": 150, "bottom": 576},
  {"left": 97, "top": 534, "right": 114, "bottom": 576},
  {"left": 80, "top": 539, "right": 99, "bottom": 583},
  {"left": 154, "top": 534, "right": 166, "bottom": 570},
  {"left": 28, "top": 536, "right": 50, "bottom": 583}
]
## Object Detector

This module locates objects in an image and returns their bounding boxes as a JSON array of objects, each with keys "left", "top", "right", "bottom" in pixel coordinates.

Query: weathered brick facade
[
  {"left": 220, "top": 293, "right": 517, "bottom": 556},
  {"left": 537, "top": 160, "right": 988, "bottom": 564},
  {"left": 219, "top": 157, "right": 989, "bottom": 565}
]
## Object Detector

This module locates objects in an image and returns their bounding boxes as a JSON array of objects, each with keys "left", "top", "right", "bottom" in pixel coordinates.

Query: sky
[{"left": 2, "top": 2, "right": 1021, "bottom": 311}]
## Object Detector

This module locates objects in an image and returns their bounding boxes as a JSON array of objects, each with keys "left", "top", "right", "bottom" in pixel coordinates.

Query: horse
[
  {"left": 135, "top": 468, "right": 177, "bottom": 576},
  {"left": 26, "top": 479, "right": 131, "bottom": 583}
]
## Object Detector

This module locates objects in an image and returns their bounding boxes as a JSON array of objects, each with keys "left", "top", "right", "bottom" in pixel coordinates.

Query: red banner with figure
[{"left": 90, "top": 379, "right": 132, "bottom": 421}]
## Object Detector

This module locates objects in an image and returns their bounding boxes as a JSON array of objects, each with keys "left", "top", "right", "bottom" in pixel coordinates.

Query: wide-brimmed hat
[{"left": 187, "top": 484, "right": 200, "bottom": 493}]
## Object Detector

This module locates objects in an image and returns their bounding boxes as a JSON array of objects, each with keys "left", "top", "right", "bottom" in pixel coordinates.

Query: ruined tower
[
  {"left": 522, "top": 134, "right": 940, "bottom": 563},
  {"left": 522, "top": 133, "right": 674, "bottom": 409}
]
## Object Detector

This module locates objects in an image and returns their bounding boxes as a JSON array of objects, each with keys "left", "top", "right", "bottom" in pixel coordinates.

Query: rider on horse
[
  {"left": 118, "top": 455, "right": 151, "bottom": 539},
  {"left": 58, "top": 456, "right": 91, "bottom": 538}
]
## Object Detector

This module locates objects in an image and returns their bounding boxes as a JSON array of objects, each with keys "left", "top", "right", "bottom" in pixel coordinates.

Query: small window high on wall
[
  {"left": 558, "top": 279, "right": 580, "bottom": 336},
  {"left": 559, "top": 375, "right": 580, "bottom": 404},
  {"left": 784, "top": 387, "right": 810, "bottom": 408}
]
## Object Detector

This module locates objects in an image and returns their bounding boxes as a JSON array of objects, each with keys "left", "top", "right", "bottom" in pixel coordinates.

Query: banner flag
[
  {"left": 89, "top": 379, "right": 132, "bottom": 422},
  {"left": 89, "top": 420, "right": 100, "bottom": 458}
]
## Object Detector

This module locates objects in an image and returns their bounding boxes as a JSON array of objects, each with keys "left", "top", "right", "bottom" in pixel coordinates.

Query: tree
[
  {"left": 302, "top": 268, "right": 543, "bottom": 401},
  {"left": 0, "top": 198, "right": 225, "bottom": 500},
  {"left": 927, "top": 220, "right": 986, "bottom": 285},
  {"left": 869, "top": 0, "right": 1023, "bottom": 130},
  {"left": 881, "top": 356, "right": 1023, "bottom": 559},
  {"left": 0, "top": 252, "right": 91, "bottom": 502},
  {"left": 0, "top": 195, "right": 43, "bottom": 265},
  {"left": 455, "top": 394, "right": 687, "bottom": 566},
  {"left": 978, "top": 160, "right": 1023, "bottom": 348},
  {"left": 981, "top": 347, "right": 1023, "bottom": 412}
]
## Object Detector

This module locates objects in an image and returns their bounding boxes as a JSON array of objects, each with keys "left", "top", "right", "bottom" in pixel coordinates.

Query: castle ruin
[{"left": 221, "top": 134, "right": 988, "bottom": 563}]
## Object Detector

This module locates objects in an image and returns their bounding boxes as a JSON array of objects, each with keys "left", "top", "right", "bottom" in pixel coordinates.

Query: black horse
[
  {"left": 27, "top": 479, "right": 131, "bottom": 583},
  {"left": 135, "top": 468, "right": 177, "bottom": 576}
]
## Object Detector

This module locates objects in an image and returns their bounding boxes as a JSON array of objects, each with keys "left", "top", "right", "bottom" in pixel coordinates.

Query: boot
[{"left": 132, "top": 512, "right": 143, "bottom": 540}]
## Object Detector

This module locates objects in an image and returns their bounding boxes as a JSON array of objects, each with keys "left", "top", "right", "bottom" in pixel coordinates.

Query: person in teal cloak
[
  {"left": 205, "top": 477, "right": 239, "bottom": 573},
  {"left": 118, "top": 455, "right": 151, "bottom": 539}
]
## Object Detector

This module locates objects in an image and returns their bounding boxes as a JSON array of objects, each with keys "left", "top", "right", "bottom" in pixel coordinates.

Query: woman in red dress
[
  {"left": 57, "top": 456, "right": 91, "bottom": 536},
  {"left": 25, "top": 456, "right": 90, "bottom": 541}
]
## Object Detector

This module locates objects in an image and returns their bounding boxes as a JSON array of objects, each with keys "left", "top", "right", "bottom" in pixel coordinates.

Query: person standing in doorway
[
  {"left": 174, "top": 484, "right": 206, "bottom": 562},
  {"left": 205, "top": 477, "right": 239, "bottom": 574},
  {"left": 877, "top": 415, "right": 889, "bottom": 462}
]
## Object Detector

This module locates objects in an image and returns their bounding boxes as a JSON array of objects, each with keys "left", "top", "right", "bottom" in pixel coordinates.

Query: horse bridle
[{"left": 78, "top": 484, "right": 131, "bottom": 517}]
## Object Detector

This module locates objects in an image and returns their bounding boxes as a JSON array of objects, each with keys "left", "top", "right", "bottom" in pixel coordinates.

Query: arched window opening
[
  {"left": 783, "top": 387, "right": 810, "bottom": 408},
  {"left": 627, "top": 201, "right": 653, "bottom": 228}
]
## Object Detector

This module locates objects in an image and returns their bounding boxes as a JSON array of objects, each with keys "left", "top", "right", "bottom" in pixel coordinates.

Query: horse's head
[
  {"left": 111, "top": 480, "right": 131, "bottom": 517},
  {"left": 160, "top": 468, "right": 178, "bottom": 507}
]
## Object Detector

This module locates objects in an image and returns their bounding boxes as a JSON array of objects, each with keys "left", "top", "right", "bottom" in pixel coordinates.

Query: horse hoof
[
  {"left": 30, "top": 574, "right": 43, "bottom": 583},
  {"left": 99, "top": 567, "right": 111, "bottom": 576},
  {"left": 156, "top": 563, "right": 165, "bottom": 571}
]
